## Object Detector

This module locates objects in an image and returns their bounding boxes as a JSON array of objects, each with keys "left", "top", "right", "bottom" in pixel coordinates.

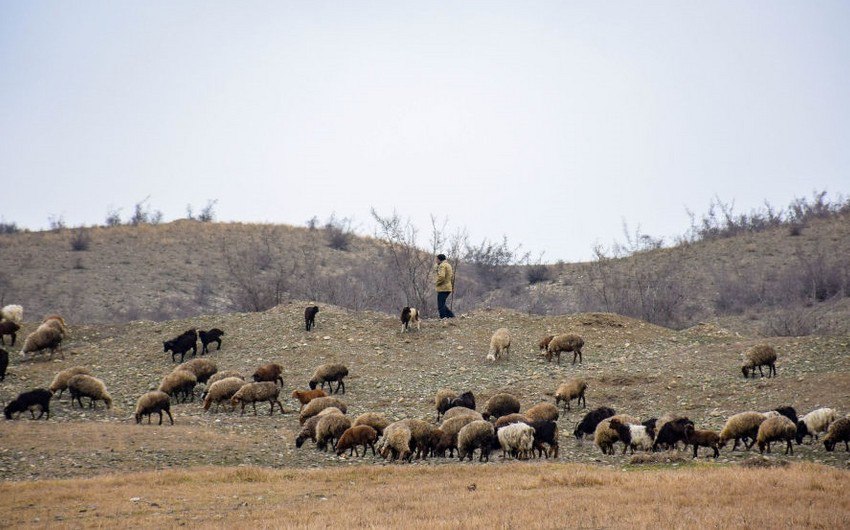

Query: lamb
[
  {"left": 538, "top": 335, "right": 555, "bottom": 356},
  {"left": 203, "top": 377, "right": 245, "bottom": 412},
  {"left": 822, "top": 417, "right": 850, "bottom": 452},
  {"left": 158, "top": 370, "right": 198, "bottom": 403},
  {"left": 336, "top": 425, "right": 379, "bottom": 457},
  {"left": 295, "top": 415, "right": 324, "bottom": 448},
  {"left": 497, "top": 421, "right": 535, "bottom": 460},
  {"left": 448, "top": 391, "right": 476, "bottom": 411},
  {"left": 756, "top": 416, "right": 797, "bottom": 455},
  {"left": 796, "top": 407, "right": 836, "bottom": 444},
  {"left": 252, "top": 363, "right": 284, "bottom": 386},
  {"left": 4, "top": 388, "right": 52, "bottom": 420},
  {"left": 594, "top": 414, "right": 640, "bottom": 455},
  {"left": 316, "top": 413, "right": 352, "bottom": 451},
  {"left": 555, "top": 379, "right": 587, "bottom": 411},
  {"left": 291, "top": 389, "right": 328, "bottom": 410},
  {"left": 457, "top": 420, "right": 496, "bottom": 462},
  {"left": 742, "top": 344, "right": 777, "bottom": 378},
  {"left": 309, "top": 363, "right": 349, "bottom": 394},
  {"left": 67, "top": 374, "right": 113, "bottom": 409},
  {"left": 482, "top": 393, "right": 521, "bottom": 421},
  {"left": 206, "top": 370, "right": 244, "bottom": 386},
  {"left": 353, "top": 412, "right": 391, "bottom": 436},
  {"left": 487, "top": 328, "right": 511, "bottom": 362},
  {"left": 718, "top": 411, "right": 768, "bottom": 451},
  {"left": 434, "top": 389, "right": 458, "bottom": 421},
  {"left": 528, "top": 420, "right": 559, "bottom": 458},
  {"left": 400, "top": 307, "right": 420, "bottom": 332},
  {"left": 378, "top": 423, "right": 413, "bottom": 461},
  {"left": 198, "top": 328, "right": 224, "bottom": 354},
  {"left": 164, "top": 329, "right": 198, "bottom": 363},
  {"left": 546, "top": 333, "right": 584, "bottom": 365},
  {"left": 683, "top": 424, "right": 720, "bottom": 458},
  {"left": 0, "top": 304, "right": 23, "bottom": 325},
  {"left": 574, "top": 407, "right": 616, "bottom": 440},
  {"left": 177, "top": 358, "right": 218, "bottom": 384},
  {"left": 305, "top": 305, "right": 319, "bottom": 331},
  {"left": 524, "top": 402, "right": 559, "bottom": 423},
  {"left": 436, "top": 415, "right": 479, "bottom": 457},
  {"left": 49, "top": 366, "right": 92, "bottom": 399},
  {"left": 0, "top": 347, "right": 7, "bottom": 382},
  {"left": 21, "top": 324, "right": 63, "bottom": 360},
  {"left": 608, "top": 418, "right": 654, "bottom": 454},
  {"left": 442, "top": 406, "right": 483, "bottom": 422},
  {"left": 0, "top": 321, "right": 19, "bottom": 346},
  {"left": 494, "top": 413, "right": 531, "bottom": 430},
  {"left": 230, "top": 382, "right": 284, "bottom": 416},
  {"left": 652, "top": 417, "right": 694, "bottom": 452},
  {"left": 134, "top": 391, "right": 174, "bottom": 425},
  {"left": 299, "top": 396, "right": 348, "bottom": 424}
]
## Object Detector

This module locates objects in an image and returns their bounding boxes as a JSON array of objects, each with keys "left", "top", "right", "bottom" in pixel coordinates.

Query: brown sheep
[
  {"left": 253, "top": 363, "right": 284, "bottom": 386},
  {"left": 546, "top": 333, "right": 584, "bottom": 364},
  {"left": 291, "top": 388, "right": 328, "bottom": 410},
  {"left": 336, "top": 425, "right": 379, "bottom": 457}
]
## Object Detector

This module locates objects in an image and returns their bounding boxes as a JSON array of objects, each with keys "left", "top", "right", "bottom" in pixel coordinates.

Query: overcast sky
[{"left": 1, "top": 1, "right": 848, "bottom": 261}]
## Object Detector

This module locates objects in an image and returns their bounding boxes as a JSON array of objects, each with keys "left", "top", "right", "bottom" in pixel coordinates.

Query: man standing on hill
[{"left": 435, "top": 254, "right": 455, "bottom": 319}]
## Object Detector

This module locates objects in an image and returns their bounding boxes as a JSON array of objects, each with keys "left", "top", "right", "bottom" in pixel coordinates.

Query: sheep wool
[
  {"left": 299, "top": 396, "right": 348, "bottom": 424},
  {"left": 546, "top": 333, "right": 584, "bottom": 365},
  {"left": 822, "top": 418, "right": 850, "bottom": 452},
  {"left": 67, "top": 374, "right": 112, "bottom": 409},
  {"left": 203, "top": 377, "right": 245, "bottom": 411},
  {"left": 524, "top": 402, "right": 559, "bottom": 423},
  {"left": 353, "top": 412, "right": 391, "bottom": 436},
  {"left": 497, "top": 422, "right": 535, "bottom": 459},
  {"left": 482, "top": 393, "right": 521, "bottom": 421},
  {"left": 487, "top": 328, "right": 511, "bottom": 362},
  {"left": 555, "top": 379, "right": 587, "bottom": 411},
  {"left": 0, "top": 304, "right": 23, "bottom": 325},
  {"left": 719, "top": 412, "right": 768, "bottom": 450},
  {"left": 49, "top": 366, "right": 92, "bottom": 398},
  {"left": 135, "top": 391, "right": 174, "bottom": 425},
  {"left": 756, "top": 416, "right": 797, "bottom": 455},
  {"left": 457, "top": 420, "right": 496, "bottom": 462}
]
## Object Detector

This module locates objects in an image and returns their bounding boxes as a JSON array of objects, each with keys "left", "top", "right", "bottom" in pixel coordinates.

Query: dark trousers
[{"left": 437, "top": 291, "right": 455, "bottom": 318}]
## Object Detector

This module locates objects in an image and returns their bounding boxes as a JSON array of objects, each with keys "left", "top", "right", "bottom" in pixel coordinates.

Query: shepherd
[{"left": 435, "top": 253, "right": 455, "bottom": 319}]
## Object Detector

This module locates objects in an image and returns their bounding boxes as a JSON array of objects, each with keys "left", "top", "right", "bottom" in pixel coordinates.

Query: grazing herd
[{"left": 2, "top": 302, "right": 849, "bottom": 470}]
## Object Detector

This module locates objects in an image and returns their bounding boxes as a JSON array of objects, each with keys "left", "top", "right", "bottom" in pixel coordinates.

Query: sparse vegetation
[
  {"left": 69, "top": 225, "right": 92, "bottom": 251},
  {"left": 324, "top": 213, "right": 354, "bottom": 251}
]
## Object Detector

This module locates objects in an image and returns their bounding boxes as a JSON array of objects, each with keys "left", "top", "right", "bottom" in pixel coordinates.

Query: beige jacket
[{"left": 435, "top": 261, "right": 454, "bottom": 292}]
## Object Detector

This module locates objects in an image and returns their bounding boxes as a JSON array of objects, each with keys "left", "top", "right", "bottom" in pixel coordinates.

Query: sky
[{"left": 1, "top": 1, "right": 848, "bottom": 261}]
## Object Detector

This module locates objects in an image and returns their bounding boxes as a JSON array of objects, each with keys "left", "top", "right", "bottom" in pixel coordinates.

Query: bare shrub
[
  {"left": 130, "top": 197, "right": 163, "bottom": 226},
  {"left": 198, "top": 200, "right": 218, "bottom": 223},
  {"left": 762, "top": 308, "right": 817, "bottom": 337},
  {"left": 48, "top": 214, "right": 66, "bottom": 231},
  {"left": 0, "top": 221, "right": 21, "bottom": 234},
  {"left": 525, "top": 264, "right": 552, "bottom": 285},
  {"left": 69, "top": 226, "right": 92, "bottom": 251},
  {"left": 104, "top": 208, "right": 122, "bottom": 227},
  {"left": 324, "top": 214, "right": 354, "bottom": 251},
  {"left": 306, "top": 216, "right": 319, "bottom": 230},
  {"left": 222, "top": 228, "right": 295, "bottom": 312},
  {"left": 463, "top": 236, "right": 527, "bottom": 290}
]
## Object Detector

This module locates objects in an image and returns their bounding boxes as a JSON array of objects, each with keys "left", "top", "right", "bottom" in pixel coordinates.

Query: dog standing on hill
[
  {"left": 400, "top": 307, "right": 420, "bottom": 332},
  {"left": 305, "top": 306, "right": 319, "bottom": 331}
]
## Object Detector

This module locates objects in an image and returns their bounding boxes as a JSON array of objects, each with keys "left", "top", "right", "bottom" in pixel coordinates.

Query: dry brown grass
[{"left": 1, "top": 463, "right": 848, "bottom": 528}]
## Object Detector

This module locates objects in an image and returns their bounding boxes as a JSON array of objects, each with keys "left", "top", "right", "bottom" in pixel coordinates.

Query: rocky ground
[{"left": 1, "top": 302, "right": 849, "bottom": 481}]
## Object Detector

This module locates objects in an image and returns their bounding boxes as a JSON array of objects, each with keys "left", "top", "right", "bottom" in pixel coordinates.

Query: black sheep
[
  {"left": 198, "top": 328, "right": 224, "bottom": 354},
  {"left": 574, "top": 406, "right": 616, "bottom": 440},
  {"left": 652, "top": 418, "right": 694, "bottom": 451},
  {"left": 163, "top": 329, "right": 198, "bottom": 363},
  {"left": 0, "top": 321, "right": 19, "bottom": 346},
  {"left": 4, "top": 388, "right": 52, "bottom": 420},
  {"left": 642, "top": 418, "right": 658, "bottom": 439},
  {"left": 0, "top": 347, "right": 8, "bottom": 382},
  {"left": 529, "top": 420, "right": 559, "bottom": 458},
  {"left": 774, "top": 406, "right": 798, "bottom": 426},
  {"left": 305, "top": 306, "right": 319, "bottom": 331},
  {"left": 449, "top": 391, "right": 476, "bottom": 411}
]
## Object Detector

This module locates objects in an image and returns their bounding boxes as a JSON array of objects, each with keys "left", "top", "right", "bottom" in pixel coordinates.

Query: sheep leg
[
  {"left": 252, "top": 402, "right": 258, "bottom": 415},
  {"left": 692, "top": 444, "right": 698, "bottom": 458},
  {"left": 370, "top": 442, "right": 376, "bottom": 456},
  {"left": 339, "top": 380, "right": 345, "bottom": 394},
  {"left": 786, "top": 440, "right": 792, "bottom": 455}
]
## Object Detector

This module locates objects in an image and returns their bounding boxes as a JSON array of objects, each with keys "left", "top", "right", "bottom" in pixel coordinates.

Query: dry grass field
[{"left": 2, "top": 463, "right": 848, "bottom": 528}]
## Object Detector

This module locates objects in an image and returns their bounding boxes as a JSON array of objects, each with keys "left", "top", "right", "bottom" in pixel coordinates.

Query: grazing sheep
[
  {"left": 49, "top": 366, "right": 93, "bottom": 399},
  {"left": 498, "top": 422, "right": 535, "bottom": 459},
  {"left": 574, "top": 407, "right": 616, "bottom": 440},
  {"left": 177, "top": 358, "right": 218, "bottom": 384},
  {"left": 546, "top": 333, "right": 584, "bottom": 365},
  {"left": 135, "top": 391, "right": 174, "bottom": 425},
  {"left": 291, "top": 389, "right": 328, "bottom": 410},
  {"left": 555, "top": 379, "right": 587, "bottom": 411},
  {"left": 316, "top": 413, "right": 352, "bottom": 451},
  {"left": 336, "top": 425, "right": 379, "bottom": 457},
  {"left": 198, "top": 328, "right": 224, "bottom": 354},
  {"left": 0, "top": 321, "right": 19, "bottom": 346},
  {"left": 400, "top": 307, "right": 420, "bottom": 332},
  {"left": 299, "top": 396, "right": 348, "bottom": 424},
  {"left": 353, "top": 412, "right": 390, "bottom": 436},
  {"left": 0, "top": 347, "right": 7, "bottom": 382},
  {"left": 158, "top": 370, "right": 198, "bottom": 403},
  {"left": 435, "top": 389, "right": 458, "bottom": 421},
  {"left": 436, "top": 415, "right": 479, "bottom": 457},
  {"left": 653, "top": 414, "right": 691, "bottom": 450},
  {"left": 652, "top": 418, "right": 694, "bottom": 452},
  {"left": 305, "top": 305, "right": 319, "bottom": 331},
  {"left": 608, "top": 418, "right": 654, "bottom": 454},
  {"left": 757, "top": 416, "right": 797, "bottom": 455},
  {"left": 230, "top": 382, "right": 284, "bottom": 416},
  {"left": 742, "top": 344, "right": 777, "bottom": 378},
  {"left": 41, "top": 315, "right": 67, "bottom": 333},
  {"left": 442, "top": 406, "right": 483, "bottom": 422},
  {"left": 164, "top": 329, "right": 198, "bottom": 363},
  {"left": 378, "top": 423, "right": 413, "bottom": 462},
  {"left": 448, "top": 391, "right": 476, "bottom": 411},
  {"left": 538, "top": 335, "right": 555, "bottom": 356},
  {"left": 683, "top": 424, "right": 720, "bottom": 458},
  {"left": 309, "top": 363, "right": 349, "bottom": 394},
  {"left": 773, "top": 406, "right": 798, "bottom": 425},
  {"left": 67, "top": 374, "right": 112, "bottom": 409},
  {"left": 719, "top": 412, "right": 768, "bottom": 451},
  {"left": 796, "top": 407, "right": 836, "bottom": 444},
  {"left": 295, "top": 415, "right": 324, "bottom": 448},
  {"left": 482, "top": 393, "right": 521, "bottom": 421},
  {"left": 528, "top": 420, "right": 559, "bottom": 458},
  {"left": 487, "top": 328, "right": 511, "bottom": 362},
  {"left": 21, "top": 324, "right": 63, "bottom": 360},
  {"left": 525, "top": 402, "right": 559, "bottom": 423},
  {"left": 206, "top": 370, "right": 244, "bottom": 387},
  {"left": 399, "top": 419, "right": 441, "bottom": 460},
  {"left": 203, "top": 377, "right": 245, "bottom": 412},
  {"left": 252, "top": 363, "right": 284, "bottom": 386},
  {"left": 4, "top": 388, "right": 52, "bottom": 420},
  {"left": 457, "top": 420, "right": 496, "bottom": 462},
  {"left": 594, "top": 414, "right": 641, "bottom": 455},
  {"left": 318, "top": 407, "right": 345, "bottom": 417},
  {"left": 494, "top": 413, "right": 531, "bottom": 430},
  {"left": 822, "top": 417, "right": 850, "bottom": 452},
  {"left": 0, "top": 304, "right": 23, "bottom": 325}
]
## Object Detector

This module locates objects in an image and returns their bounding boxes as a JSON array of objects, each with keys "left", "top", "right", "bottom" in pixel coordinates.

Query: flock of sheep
[{"left": 2, "top": 303, "right": 849, "bottom": 466}]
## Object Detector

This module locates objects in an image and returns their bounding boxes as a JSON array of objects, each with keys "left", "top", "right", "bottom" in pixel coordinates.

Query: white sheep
[
  {"left": 796, "top": 407, "right": 836, "bottom": 444},
  {"left": 497, "top": 422, "right": 535, "bottom": 460},
  {"left": 487, "top": 328, "right": 511, "bottom": 362},
  {"left": 0, "top": 304, "right": 23, "bottom": 325}
]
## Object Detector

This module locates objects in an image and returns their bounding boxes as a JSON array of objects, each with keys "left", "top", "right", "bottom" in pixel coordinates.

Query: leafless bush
[
  {"left": 105, "top": 208, "right": 122, "bottom": 227},
  {"left": 198, "top": 200, "right": 218, "bottom": 223},
  {"left": 130, "top": 197, "right": 163, "bottom": 226},
  {"left": 464, "top": 236, "right": 528, "bottom": 290},
  {"left": 324, "top": 214, "right": 354, "bottom": 251},
  {"left": 222, "top": 228, "right": 295, "bottom": 311},
  {"left": 306, "top": 216, "right": 319, "bottom": 230},
  {"left": 48, "top": 214, "right": 66, "bottom": 231},
  {"left": 762, "top": 308, "right": 817, "bottom": 337},
  {"left": 69, "top": 226, "right": 92, "bottom": 251},
  {"left": 526, "top": 264, "right": 552, "bottom": 284},
  {"left": 0, "top": 221, "right": 21, "bottom": 234}
]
